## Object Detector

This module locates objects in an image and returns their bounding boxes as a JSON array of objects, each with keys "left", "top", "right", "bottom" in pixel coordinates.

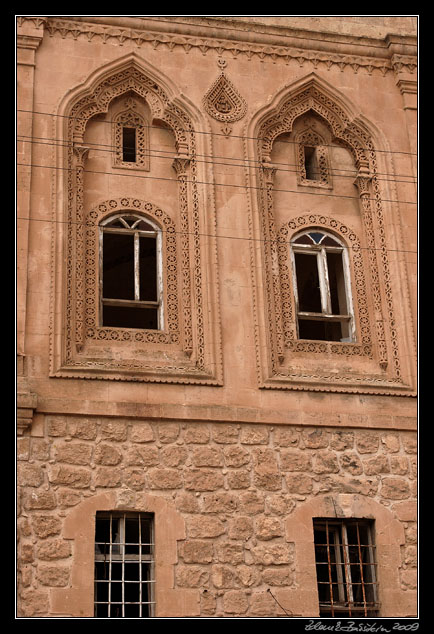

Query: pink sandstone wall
[{"left": 17, "top": 15, "right": 417, "bottom": 618}]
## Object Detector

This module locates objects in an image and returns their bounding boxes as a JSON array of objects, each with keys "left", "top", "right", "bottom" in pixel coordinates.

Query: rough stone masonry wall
[{"left": 17, "top": 416, "right": 417, "bottom": 617}]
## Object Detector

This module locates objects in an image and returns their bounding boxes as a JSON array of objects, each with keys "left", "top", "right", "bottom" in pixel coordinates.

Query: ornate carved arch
[
  {"left": 51, "top": 55, "right": 222, "bottom": 385},
  {"left": 246, "top": 73, "right": 413, "bottom": 395}
]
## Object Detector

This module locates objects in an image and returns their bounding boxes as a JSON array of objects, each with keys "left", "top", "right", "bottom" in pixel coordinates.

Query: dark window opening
[
  {"left": 122, "top": 127, "right": 136, "bottom": 162},
  {"left": 103, "top": 305, "right": 158, "bottom": 330},
  {"left": 304, "top": 146, "right": 320, "bottom": 180},
  {"left": 292, "top": 231, "right": 353, "bottom": 343},
  {"left": 94, "top": 512, "right": 155, "bottom": 618},
  {"left": 139, "top": 237, "right": 157, "bottom": 302},
  {"left": 294, "top": 253, "right": 322, "bottom": 313},
  {"left": 101, "top": 215, "right": 162, "bottom": 330},
  {"left": 103, "top": 233, "right": 135, "bottom": 300},
  {"left": 313, "top": 518, "right": 379, "bottom": 618},
  {"left": 327, "top": 251, "right": 348, "bottom": 316},
  {"left": 298, "top": 319, "right": 342, "bottom": 342}
]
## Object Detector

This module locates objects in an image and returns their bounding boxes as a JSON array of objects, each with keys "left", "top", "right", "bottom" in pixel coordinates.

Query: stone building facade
[{"left": 16, "top": 16, "right": 417, "bottom": 618}]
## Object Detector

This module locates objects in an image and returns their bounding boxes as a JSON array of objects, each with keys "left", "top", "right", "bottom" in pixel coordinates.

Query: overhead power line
[
  {"left": 16, "top": 161, "right": 418, "bottom": 206},
  {"left": 17, "top": 108, "right": 418, "bottom": 158},
  {"left": 17, "top": 135, "right": 418, "bottom": 185},
  {"left": 16, "top": 214, "right": 417, "bottom": 256}
]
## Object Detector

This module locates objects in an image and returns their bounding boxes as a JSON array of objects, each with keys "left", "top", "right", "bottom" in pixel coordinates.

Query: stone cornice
[{"left": 42, "top": 16, "right": 417, "bottom": 77}]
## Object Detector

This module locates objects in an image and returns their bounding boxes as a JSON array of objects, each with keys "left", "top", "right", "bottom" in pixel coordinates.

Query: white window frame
[
  {"left": 290, "top": 230, "right": 356, "bottom": 343},
  {"left": 99, "top": 213, "right": 164, "bottom": 330}
]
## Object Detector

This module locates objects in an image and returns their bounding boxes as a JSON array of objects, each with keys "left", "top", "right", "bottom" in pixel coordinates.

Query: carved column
[
  {"left": 172, "top": 156, "right": 193, "bottom": 356},
  {"left": 17, "top": 18, "right": 46, "bottom": 434},
  {"left": 73, "top": 144, "right": 90, "bottom": 351},
  {"left": 16, "top": 17, "right": 46, "bottom": 358},
  {"left": 261, "top": 162, "right": 284, "bottom": 363},
  {"left": 354, "top": 172, "right": 388, "bottom": 369}
]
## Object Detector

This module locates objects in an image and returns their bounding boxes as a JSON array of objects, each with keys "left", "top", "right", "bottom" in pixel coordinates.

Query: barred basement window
[
  {"left": 94, "top": 512, "right": 155, "bottom": 618},
  {"left": 313, "top": 518, "right": 379, "bottom": 618},
  {"left": 100, "top": 214, "right": 163, "bottom": 330},
  {"left": 291, "top": 230, "right": 355, "bottom": 342}
]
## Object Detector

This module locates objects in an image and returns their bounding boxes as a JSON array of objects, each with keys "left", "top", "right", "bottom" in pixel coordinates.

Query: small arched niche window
[
  {"left": 100, "top": 214, "right": 163, "bottom": 330},
  {"left": 113, "top": 98, "right": 150, "bottom": 171},
  {"left": 290, "top": 230, "right": 355, "bottom": 343}
]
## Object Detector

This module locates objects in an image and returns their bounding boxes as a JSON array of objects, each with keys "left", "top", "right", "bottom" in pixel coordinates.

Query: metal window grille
[
  {"left": 313, "top": 518, "right": 379, "bottom": 617},
  {"left": 94, "top": 511, "right": 155, "bottom": 618}
]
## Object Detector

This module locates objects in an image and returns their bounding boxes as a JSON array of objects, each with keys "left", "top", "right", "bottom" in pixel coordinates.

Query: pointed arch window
[
  {"left": 100, "top": 214, "right": 163, "bottom": 330},
  {"left": 290, "top": 230, "right": 355, "bottom": 343},
  {"left": 113, "top": 99, "right": 150, "bottom": 171}
]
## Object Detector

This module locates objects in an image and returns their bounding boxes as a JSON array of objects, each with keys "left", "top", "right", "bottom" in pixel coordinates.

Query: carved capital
[
  {"left": 73, "top": 144, "right": 90, "bottom": 167},
  {"left": 354, "top": 173, "right": 372, "bottom": 198},
  {"left": 172, "top": 156, "right": 191, "bottom": 177},
  {"left": 261, "top": 162, "right": 277, "bottom": 185}
]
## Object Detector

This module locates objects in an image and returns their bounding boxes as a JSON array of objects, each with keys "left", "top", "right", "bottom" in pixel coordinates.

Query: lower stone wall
[{"left": 17, "top": 416, "right": 417, "bottom": 618}]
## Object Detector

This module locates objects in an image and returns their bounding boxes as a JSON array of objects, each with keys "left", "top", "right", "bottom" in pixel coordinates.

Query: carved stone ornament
[
  {"left": 246, "top": 74, "right": 415, "bottom": 396},
  {"left": 50, "top": 56, "right": 223, "bottom": 385},
  {"left": 203, "top": 72, "right": 247, "bottom": 123}
]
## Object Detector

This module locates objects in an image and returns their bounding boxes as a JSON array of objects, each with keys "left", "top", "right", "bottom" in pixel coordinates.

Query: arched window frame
[
  {"left": 113, "top": 98, "right": 150, "bottom": 171},
  {"left": 99, "top": 213, "right": 164, "bottom": 331},
  {"left": 290, "top": 229, "right": 356, "bottom": 343}
]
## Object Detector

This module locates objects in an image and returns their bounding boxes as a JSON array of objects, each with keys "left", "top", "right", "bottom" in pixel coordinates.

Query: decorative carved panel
[
  {"left": 203, "top": 71, "right": 247, "bottom": 123},
  {"left": 50, "top": 58, "right": 222, "bottom": 384},
  {"left": 246, "top": 74, "right": 414, "bottom": 396}
]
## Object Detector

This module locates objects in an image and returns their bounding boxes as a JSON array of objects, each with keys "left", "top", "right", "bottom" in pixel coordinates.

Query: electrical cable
[
  {"left": 17, "top": 108, "right": 418, "bottom": 157},
  {"left": 16, "top": 160, "right": 418, "bottom": 206},
  {"left": 16, "top": 214, "right": 417, "bottom": 256},
  {"left": 16, "top": 135, "right": 418, "bottom": 185}
]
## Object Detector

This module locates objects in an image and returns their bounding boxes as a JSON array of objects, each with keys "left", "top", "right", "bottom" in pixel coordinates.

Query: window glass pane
[
  {"left": 139, "top": 236, "right": 157, "bottom": 302},
  {"left": 308, "top": 232, "right": 325, "bottom": 244},
  {"left": 327, "top": 252, "right": 348, "bottom": 315},
  {"left": 321, "top": 235, "right": 341, "bottom": 247},
  {"left": 135, "top": 219, "right": 156, "bottom": 232},
  {"left": 103, "top": 305, "right": 158, "bottom": 330},
  {"left": 293, "top": 234, "right": 314, "bottom": 245},
  {"left": 294, "top": 253, "right": 322, "bottom": 313},
  {"left": 103, "top": 233, "right": 135, "bottom": 300}
]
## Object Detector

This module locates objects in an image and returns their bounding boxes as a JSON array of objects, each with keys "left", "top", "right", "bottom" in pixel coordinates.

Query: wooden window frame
[{"left": 290, "top": 230, "right": 356, "bottom": 343}]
